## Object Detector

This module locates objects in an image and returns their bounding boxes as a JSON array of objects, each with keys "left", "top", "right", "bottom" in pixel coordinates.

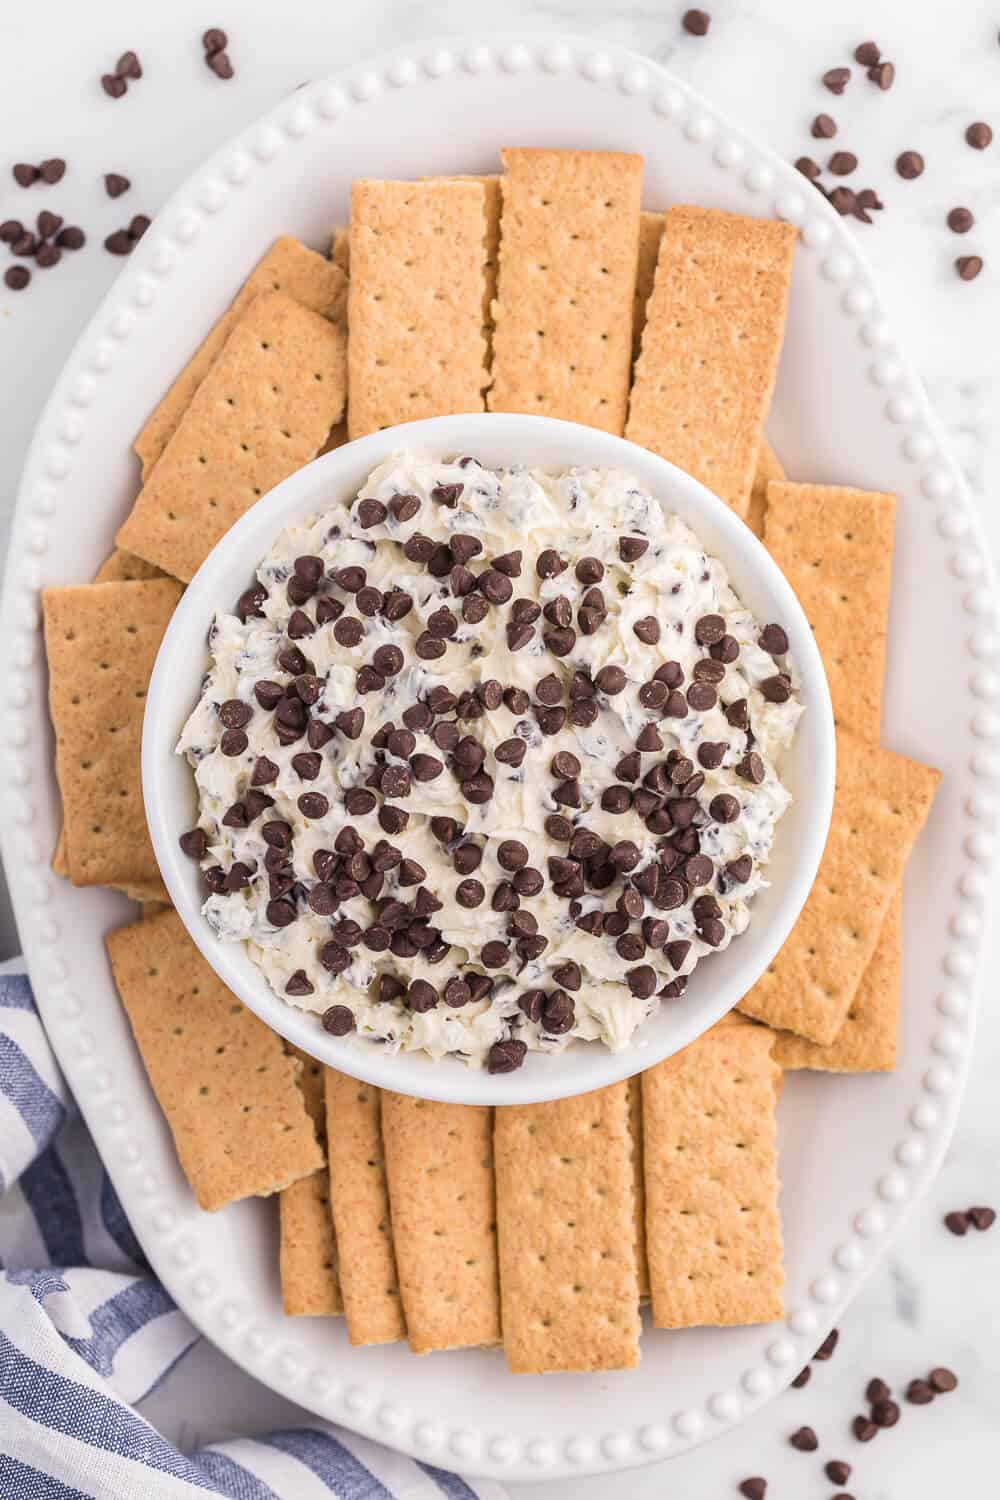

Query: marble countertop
[{"left": 2, "top": 1, "right": 998, "bottom": 1494}]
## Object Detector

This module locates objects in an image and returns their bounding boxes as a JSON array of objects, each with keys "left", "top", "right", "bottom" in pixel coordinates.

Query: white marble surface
[{"left": 1, "top": 1, "right": 998, "bottom": 1494}]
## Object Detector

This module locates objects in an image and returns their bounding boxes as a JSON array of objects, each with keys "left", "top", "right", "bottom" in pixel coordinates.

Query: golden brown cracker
[
  {"left": 627, "top": 207, "right": 796, "bottom": 518},
  {"left": 93, "top": 550, "right": 167, "bottom": 584},
  {"left": 106, "top": 910, "right": 322, "bottom": 1211},
  {"left": 746, "top": 438, "right": 784, "bottom": 540},
  {"left": 347, "top": 178, "right": 489, "bottom": 439},
  {"left": 324, "top": 1071, "right": 406, "bottom": 1346},
  {"left": 643, "top": 1020, "right": 784, "bottom": 1327},
  {"left": 739, "top": 733, "right": 940, "bottom": 1044},
  {"left": 135, "top": 236, "right": 347, "bottom": 477},
  {"left": 493, "top": 1082, "right": 640, "bottom": 1374},
  {"left": 280, "top": 1047, "right": 342, "bottom": 1317},
  {"left": 632, "top": 209, "right": 665, "bottom": 361},
  {"left": 765, "top": 481, "right": 897, "bottom": 744},
  {"left": 118, "top": 292, "right": 347, "bottom": 581},
  {"left": 774, "top": 888, "right": 902, "bottom": 1072},
  {"left": 43, "top": 579, "right": 182, "bottom": 889},
  {"left": 140, "top": 901, "right": 171, "bottom": 919},
  {"left": 331, "top": 227, "right": 350, "bottom": 275},
  {"left": 489, "top": 148, "right": 642, "bottom": 435},
  {"left": 627, "top": 1075, "right": 650, "bottom": 1300},
  {"left": 381, "top": 1095, "right": 500, "bottom": 1353}
]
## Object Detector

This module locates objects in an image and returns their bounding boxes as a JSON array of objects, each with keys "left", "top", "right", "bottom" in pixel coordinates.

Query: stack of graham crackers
[{"left": 40, "top": 147, "right": 940, "bottom": 1374}]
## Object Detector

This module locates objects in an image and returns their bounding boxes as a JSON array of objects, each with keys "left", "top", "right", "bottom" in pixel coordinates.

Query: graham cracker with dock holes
[
  {"left": 93, "top": 550, "right": 166, "bottom": 584},
  {"left": 488, "top": 148, "right": 643, "bottom": 435},
  {"left": 280, "top": 1047, "right": 343, "bottom": 1316},
  {"left": 765, "top": 481, "right": 897, "bottom": 744},
  {"left": 347, "top": 178, "right": 489, "bottom": 439},
  {"left": 773, "top": 887, "right": 903, "bottom": 1072},
  {"left": 493, "top": 1081, "right": 640, "bottom": 1374},
  {"left": 117, "top": 291, "right": 347, "bottom": 582},
  {"left": 628, "top": 1075, "right": 650, "bottom": 1299},
  {"left": 135, "top": 236, "right": 348, "bottom": 479},
  {"left": 738, "top": 731, "right": 940, "bottom": 1045},
  {"left": 43, "top": 578, "right": 182, "bottom": 889},
  {"left": 324, "top": 1070, "right": 406, "bottom": 1346},
  {"left": 746, "top": 438, "right": 784, "bottom": 541},
  {"left": 643, "top": 1017, "right": 784, "bottom": 1328},
  {"left": 632, "top": 209, "right": 665, "bottom": 362},
  {"left": 626, "top": 207, "right": 796, "bottom": 518},
  {"left": 106, "top": 910, "right": 323, "bottom": 1211},
  {"left": 381, "top": 1094, "right": 500, "bottom": 1353}
]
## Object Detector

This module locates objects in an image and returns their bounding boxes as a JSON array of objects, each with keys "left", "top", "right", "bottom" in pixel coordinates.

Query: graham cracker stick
[
  {"left": 739, "top": 732, "right": 940, "bottom": 1044},
  {"left": 628, "top": 1075, "right": 650, "bottom": 1299},
  {"left": 118, "top": 292, "right": 347, "bottom": 581},
  {"left": 381, "top": 1095, "right": 500, "bottom": 1353},
  {"left": 643, "top": 1019, "right": 784, "bottom": 1327},
  {"left": 774, "top": 888, "right": 902, "bottom": 1072},
  {"left": 43, "top": 579, "right": 182, "bottom": 889},
  {"left": 746, "top": 438, "right": 784, "bottom": 540},
  {"left": 765, "top": 482, "right": 897, "bottom": 744},
  {"left": 106, "top": 910, "right": 322, "bottom": 1211},
  {"left": 324, "top": 1071, "right": 405, "bottom": 1346},
  {"left": 347, "top": 178, "right": 489, "bottom": 439},
  {"left": 632, "top": 209, "right": 665, "bottom": 361},
  {"left": 489, "top": 148, "right": 642, "bottom": 434},
  {"left": 626, "top": 207, "right": 796, "bottom": 518},
  {"left": 135, "top": 236, "right": 347, "bottom": 478},
  {"left": 93, "top": 550, "right": 166, "bottom": 584},
  {"left": 494, "top": 1082, "right": 640, "bottom": 1374},
  {"left": 280, "top": 1047, "right": 342, "bottom": 1316},
  {"left": 330, "top": 226, "right": 350, "bottom": 275}
]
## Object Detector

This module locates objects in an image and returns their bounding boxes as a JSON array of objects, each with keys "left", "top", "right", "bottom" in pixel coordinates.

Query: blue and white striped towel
[{"left": 0, "top": 959, "right": 506, "bottom": 1500}]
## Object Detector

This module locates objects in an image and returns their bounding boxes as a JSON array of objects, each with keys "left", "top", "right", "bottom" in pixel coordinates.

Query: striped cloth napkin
[{"left": 0, "top": 959, "right": 505, "bottom": 1500}]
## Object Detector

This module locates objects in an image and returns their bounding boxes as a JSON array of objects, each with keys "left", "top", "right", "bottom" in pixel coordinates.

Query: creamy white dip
[{"left": 177, "top": 453, "right": 802, "bottom": 1072}]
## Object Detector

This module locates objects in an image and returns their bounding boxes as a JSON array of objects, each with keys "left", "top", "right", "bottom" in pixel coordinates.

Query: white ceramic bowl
[{"left": 144, "top": 412, "right": 834, "bottom": 1104}]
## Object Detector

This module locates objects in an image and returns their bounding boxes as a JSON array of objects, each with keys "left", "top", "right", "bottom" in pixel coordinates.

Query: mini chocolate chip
[
  {"left": 966, "top": 120, "right": 993, "bottom": 150},
  {"left": 929, "top": 1366, "right": 958, "bottom": 1392},
  {"left": 626, "top": 965, "right": 657, "bottom": 999},
  {"left": 872, "top": 1398, "right": 899, "bottom": 1427},
  {"left": 633, "top": 615, "right": 661, "bottom": 644},
  {"left": 430, "top": 481, "right": 463, "bottom": 507},
  {"left": 481, "top": 940, "right": 510, "bottom": 969},
  {"left": 535, "top": 548, "right": 566, "bottom": 578},
  {"left": 389, "top": 492, "right": 421, "bottom": 522},
  {"left": 828, "top": 185, "right": 857, "bottom": 216},
  {"left": 812, "top": 112, "right": 837, "bottom": 138},
  {"left": 697, "top": 741, "right": 726, "bottom": 770},
  {"left": 0, "top": 220, "right": 23, "bottom": 242},
  {"left": 760, "top": 674, "right": 791, "bottom": 703},
  {"left": 488, "top": 1038, "right": 527, "bottom": 1073},
  {"left": 296, "top": 792, "right": 328, "bottom": 819},
  {"left": 506, "top": 622, "right": 534, "bottom": 652},
  {"left": 686, "top": 681, "right": 717, "bottom": 711},
  {"left": 455, "top": 878, "right": 485, "bottom": 908},
  {"left": 796, "top": 156, "right": 822, "bottom": 180},
  {"left": 789, "top": 1426, "right": 818, "bottom": 1452},
  {"left": 947, "top": 206, "right": 975, "bottom": 234},
  {"left": 128, "top": 213, "right": 150, "bottom": 240},
  {"left": 694, "top": 657, "right": 726, "bottom": 684},
  {"left": 13, "top": 164, "right": 38, "bottom": 187},
  {"left": 321, "top": 1004, "right": 355, "bottom": 1035},
  {"left": 956, "top": 255, "right": 984, "bottom": 281},
  {"left": 814, "top": 1327, "right": 839, "bottom": 1360},
  {"left": 544, "top": 814, "right": 573, "bottom": 842},
  {"left": 266, "top": 897, "right": 297, "bottom": 928},
  {"left": 574, "top": 555, "right": 604, "bottom": 583},
  {"left": 826, "top": 1460, "right": 852, "bottom": 1485},
  {"left": 479, "top": 569, "right": 514, "bottom": 604},
  {"left": 710, "top": 633, "right": 740, "bottom": 663},
  {"left": 219, "top": 727, "right": 248, "bottom": 757},
  {"left": 491, "top": 549, "right": 522, "bottom": 576},
  {"left": 537, "top": 706, "right": 567, "bottom": 735},
  {"left": 759, "top": 622, "right": 789, "bottom": 655},
  {"left": 968, "top": 1204, "right": 996, "bottom": 1230},
  {"left": 102, "top": 73, "right": 128, "bottom": 99},
  {"left": 595, "top": 665, "right": 626, "bottom": 695},
  {"left": 790, "top": 1365, "right": 811, "bottom": 1388},
  {"left": 725, "top": 698, "right": 749, "bottom": 730},
  {"left": 896, "top": 149, "right": 924, "bottom": 179},
  {"left": 291, "top": 750, "right": 321, "bottom": 780},
  {"left": 542, "top": 988, "right": 574, "bottom": 1033},
  {"left": 853, "top": 1414, "right": 879, "bottom": 1438},
  {"left": 905, "top": 1378, "right": 935, "bottom": 1405},
  {"left": 829, "top": 150, "right": 858, "bottom": 175},
  {"left": 497, "top": 839, "right": 529, "bottom": 872},
  {"left": 682, "top": 7, "right": 710, "bottom": 35},
  {"left": 694, "top": 613, "right": 726, "bottom": 646},
  {"left": 218, "top": 698, "right": 252, "bottom": 729},
  {"left": 737, "top": 752, "right": 765, "bottom": 784},
  {"left": 179, "top": 827, "right": 207, "bottom": 859}
]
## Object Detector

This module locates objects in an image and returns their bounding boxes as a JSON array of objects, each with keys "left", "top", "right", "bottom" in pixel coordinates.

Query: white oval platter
[{"left": 1, "top": 32, "right": 995, "bottom": 1483}]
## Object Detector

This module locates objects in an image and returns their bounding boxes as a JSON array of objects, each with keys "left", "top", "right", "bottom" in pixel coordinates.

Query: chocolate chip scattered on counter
[
  {"left": 4, "top": 265, "right": 30, "bottom": 290},
  {"left": 40, "top": 158, "right": 66, "bottom": 183},
  {"left": 896, "top": 150, "right": 924, "bottom": 179},
  {"left": 790, "top": 1365, "right": 811, "bottom": 1388},
  {"left": 789, "top": 1426, "right": 818, "bottom": 1452},
  {"left": 35, "top": 243, "right": 61, "bottom": 268},
  {"left": 852, "top": 1414, "right": 878, "bottom": 1440},
  {"left": 101, "top": 72, "right": 128, "bottom": 99},
  {"left": 905, "top": 1378, "right": 934, "bottom": 1405},
  {"left": 956, "top": 255, "right": 984, "bottom": 281},
  {"left": 826, "top": 1459, "right": 852, "bottom": 1484},
  {"left": 968, "top": 1204, "right": 995, "bottom": 1230},
  {"left": 854, "top": 187, "right": 884, "bottom": 223},
  {"left": 682, "top": 8, "right": 710, "bottom": 35},
  {"left": 738, "top": 1481, "right": 766, "bottom": 1500},
  {"left": 795, "top": 155, "right": 822, "bottom": 180},
  {"left": 947, "top": 206, "right": 974, "bottom": 233},
  {"left": 929, "top": 1366, "right": 958, "bottom": 1392},
  {"left": 868, "top": 60, "right": 895, "bottom": 89},
  {"left": 814, "top": 1327, "right": 839, "bottom": 1360},
  {"left": 854, "top": 40, "right": 880, "bottom": 65},
  {"left": 866, "top": 1377, "right": 891, "bottom": 1403},
  {"left": 203, "top": 26, "right": 228, "bottom": 53},
  {"left": 872, "top": 1397, "right": 900, "bottom": 1427},
  {"left": 13, "top": 163, "right": 39, "bottom": 187},
  {"left": 966, "top": 121, "right": 992, "bottom": 149},
  {"left": 104, "top": 172, "right": 130, "bottom": 197},
  {"left": 811, "top": 113, "right": 837, "bottom": 138},
  {"left": 208, "top": 49, "right": 235, "bottom": 80},
  {"left": 116, "top": 50, "right": 142, "bottom": 78},
  {"left": 827, "top": 185, "right": 857, "bottom": 216},
  {"left": 829, "top": 150, "right": 858, "bottom": 175},
  {"left": 823, "top": 67, "right": 851, "bottom": 94},
  {"left": 945, "top": 1209, "right": 969, "bottom": 1234},
  {"left": 104, "top": 228, "right": 134, "bottom": 255}
]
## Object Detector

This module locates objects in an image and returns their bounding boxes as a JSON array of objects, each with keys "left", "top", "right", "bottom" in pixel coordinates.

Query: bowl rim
[{"left": 143, "top": 411, "right": 835, "bottom": 1104}]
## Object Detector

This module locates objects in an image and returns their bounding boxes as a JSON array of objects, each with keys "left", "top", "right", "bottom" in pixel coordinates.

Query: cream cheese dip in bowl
[{"left": 144, "top": 413, "right": 834, "bottom": 1105}]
